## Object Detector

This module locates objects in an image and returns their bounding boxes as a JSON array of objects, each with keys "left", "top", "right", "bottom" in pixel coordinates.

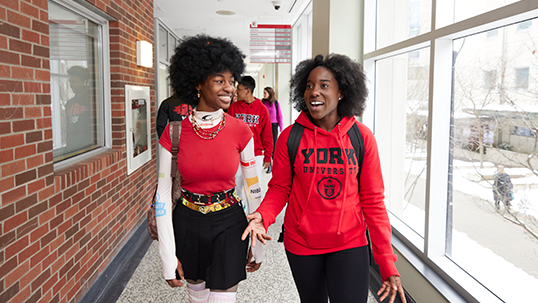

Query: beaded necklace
[{"left": 190, "top": 111, "right": 226, "bottom": 140}]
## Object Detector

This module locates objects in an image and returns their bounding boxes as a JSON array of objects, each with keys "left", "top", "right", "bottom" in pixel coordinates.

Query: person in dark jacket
[
  {"left": 156, "top": 93, "right": 192, "bottom": 138},
  {"left": 493, "top": 165, "right": 513, "bottom": 211}
]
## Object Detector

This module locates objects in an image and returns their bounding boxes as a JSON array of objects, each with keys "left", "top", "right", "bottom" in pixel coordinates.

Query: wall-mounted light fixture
[{"left": 136, "top": 40, "right": 153, "bottom": 68}]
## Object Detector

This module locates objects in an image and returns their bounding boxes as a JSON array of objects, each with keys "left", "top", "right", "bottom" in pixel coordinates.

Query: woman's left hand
[
  {"left": 246, "top": 247, "right": 261, "bottom": 272},
  {"left": 377, "top": 275, "right": 406, "bottom": 303},
  {"left": 241, "top": 212, "right": 273, "bottom": 246}
]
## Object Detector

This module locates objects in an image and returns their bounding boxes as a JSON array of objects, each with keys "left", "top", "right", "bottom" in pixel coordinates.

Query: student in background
[
  {"left": 156, "top": 93, "right": 192, "bottom": 138},
  {"left": 262, "top": 86, "right": 283, "bottom": 174}
]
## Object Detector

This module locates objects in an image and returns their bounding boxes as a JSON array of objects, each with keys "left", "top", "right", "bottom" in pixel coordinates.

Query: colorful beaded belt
[
  {"left": 181, "top": 190, "right": 240, "bottom": 214},
  {"left": 182, "top": 188, "right": 236, "bottom": 204}
]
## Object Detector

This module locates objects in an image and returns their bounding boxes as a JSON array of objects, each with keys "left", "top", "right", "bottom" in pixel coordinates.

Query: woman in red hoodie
[{"left": 243, "top": 54, "right": 406, "bottom": 303}]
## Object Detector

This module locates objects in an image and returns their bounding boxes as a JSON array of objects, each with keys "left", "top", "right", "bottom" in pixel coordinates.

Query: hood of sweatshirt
[{"left": 293, "top": 111, "right": 362, "bottom": 240}]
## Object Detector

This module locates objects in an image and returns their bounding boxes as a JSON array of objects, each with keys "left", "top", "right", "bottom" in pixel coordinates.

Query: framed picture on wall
[{"left": 125, "top": 85, "right": 151, "bottom": 175}]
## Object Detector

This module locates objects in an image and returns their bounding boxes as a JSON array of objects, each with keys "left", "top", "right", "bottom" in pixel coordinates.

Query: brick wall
[{"left": 0, "top": 1, "right": 156, "bottom": 303}]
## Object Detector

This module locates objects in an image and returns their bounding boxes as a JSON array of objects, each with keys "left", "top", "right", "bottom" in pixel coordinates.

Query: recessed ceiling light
[{"left": 216, "top": 10, "right": 235, "bottom": 16}]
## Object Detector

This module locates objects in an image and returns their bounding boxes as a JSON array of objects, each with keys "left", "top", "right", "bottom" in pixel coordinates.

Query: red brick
[
  {"left": 0, "top": 93, "right": 10, "bottom": 106},
  {"left": 35, "top": 69, "right": 50, "bottom": 81},
  {"left": 0, "top": 282, "right": 20, "bottom": 303},
  {"left": 0, "top": 176, "right": 15, "bottom": 192},
  {"left": 30, "top": 267, "right": 50, "bottom": 293},
  {"left": 0, "top": 19, "right": 21, "bottom": 39},
  {"left": 15, "top": 144, "right": 36, "bottom": 159},
  {"left": 15, "top": 169, "right": 37, "bottom": 187},
  {"left": 0, "top": 107, "right": 23, "bottom": 120},
  {"left": 7, "top": 10, "right": 31, "bottom": 28},
  {"left": 11, "top": 66, "right": 34, "bottom": 80},
  {"left": 27, "top": 154, "right": 44, "bottom": 170},
  {"left": 26, "top": 131, "right": 42, "bottom": 143},
  {"left": 33, "top": 0, "right": 48, "bottom": 10},
  {"left": 30, "top": 246, "right": 49, "bottom": 268},
  {"left": 24, "top": 81, "right": 41, "bottom": 93},
  {"left": 35, "top": 94, "right": 50, "bottom": 105},
  {"left": 0, "top": 50, "right": 20, "bottom": 65},
  {"left": 40, "top": 34, "right": 49, "bottom": 47},
  {"left": 30, "top": 224, "right": 48, "bottom": 243},
  {"left": 38, "top": 208, "right": 55, "bottom": 225},
  {"left": 9, "top": 284, "right": 31, "bottom": 303},
  {"left": 0, "top": 35, "right": 7, "bottom": 49},
  {"left": 1, "top": 183, "right": 26, "bottom": 206},
  {"left": 13, "top": 119, "right": 35, "bottom": 132},
  {"left": 20, "top": 264, "right": 41, "bottom": 291},
  {"left": 33, "top": 44, "right": 48, "bottom": 57},
  {"left": 3, "top": 0, "right": 20, "bottom": 12},
  {"left": 21, "top": 2, "right": 40, "bottom": 19},
  {"left": 21, "top": 55, "right": 41, "bottom": 68},
  {"left": 0, "top": 148, "right": 14, "bottom": 162},
  {"left": 25, "top": 106, "right": 42, "bottom": 118},
  {"left": 0, "top": 134, "right": 25, "bottom": 149},
  {"left": 32, "top": 19, "right": 48, "bottom": 35},
  {"left": 29, "top": 200, "right": 47, "bottom": 219},
  {"left": 9, "top": 39, "right": 32, "bottom": 54},
  {"left": 5, "top": 236, "right": 29, "bottom": 261},
  {"left": 27, "top": 178, "right": 45, "bottom": 195},
  {"left": 19, "top": 241, "right": 40, "bottom": 263},
  {"left": 4, "top": 211, "right": 28, "bottom": 232},
  {"left": 13, "top": 93, "right": 35, "bottom": 106},
  {"left": 0, "top": 64, "right": 9, "bottom": 78},
  {"left": 38, "top": 185, "right": 54, "bottom": 201}
]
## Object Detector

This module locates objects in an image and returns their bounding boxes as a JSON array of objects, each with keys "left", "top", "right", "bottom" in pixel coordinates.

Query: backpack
[
  {"left": 147, "top": 121, "right": 182, "bottom": 240},
  {"left": 279, "top": 121, "right": 374, "bottom": 264}
]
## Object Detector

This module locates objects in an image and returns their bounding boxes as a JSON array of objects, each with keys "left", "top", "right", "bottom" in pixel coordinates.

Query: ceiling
[{"left": 153, "top": 0, "right": 310, "bottom": 73}]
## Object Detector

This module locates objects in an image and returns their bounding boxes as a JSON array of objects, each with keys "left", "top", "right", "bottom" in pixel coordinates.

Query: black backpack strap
[
  {"left": 287, "top": 123, "right": 305, "bottom": 180},
  {"left": 348, "top": 122, "right": 373, "bottom": 265},
  {"left": 169, "top": 121, "right": 182, "bottom": 178},
  {"left": 347, "top": 123, "right": 365, "bottom": 181}
]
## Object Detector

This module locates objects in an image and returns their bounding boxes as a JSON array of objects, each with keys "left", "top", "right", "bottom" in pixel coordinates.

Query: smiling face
[
  {"left": 196, "top": 70, "right": 235, "bottom": 111},
  {"left": 304, "top": 66, "right": 342, "bottom": 130}
]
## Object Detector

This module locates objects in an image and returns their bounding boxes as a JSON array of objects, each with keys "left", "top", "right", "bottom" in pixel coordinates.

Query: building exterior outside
[{"left": 0, "top": 1, "right": 156, "bottom": 302}]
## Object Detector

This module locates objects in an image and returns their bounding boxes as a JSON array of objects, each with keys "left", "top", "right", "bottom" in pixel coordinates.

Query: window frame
[
  {"left": 363, "top": 1, "right": 538, "bottom": 302},
  {"left": 50, "top": 0, "right": 112, "bottom": 170}
]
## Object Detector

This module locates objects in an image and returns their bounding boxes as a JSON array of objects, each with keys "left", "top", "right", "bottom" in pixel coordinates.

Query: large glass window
[
  {"left": 365, "top": 1, "right": 538, "bottom": 302},
  {"left": 376, "top": 0, "right": 432, "bottom": 49},
  {"left": 375, "top": 49, "right": 430, "bottom": 238},
  {"left": 450, "top": 20, "right": 538, "bottom": 301},
  {"left": 49, "top": 1, "right": 107, "bottom": 162}
]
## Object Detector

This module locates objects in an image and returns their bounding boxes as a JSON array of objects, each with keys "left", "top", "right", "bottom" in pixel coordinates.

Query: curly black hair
[
  {"left": 169, "top": 34, "right": 246, "bottom": 107},
  {"left": 290, "top": 54, "right": 368, "bottom": 117}
]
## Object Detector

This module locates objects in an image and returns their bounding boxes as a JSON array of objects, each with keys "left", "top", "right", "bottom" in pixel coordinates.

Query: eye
[
  {"left": 321, "top": 84, "right": 329, "bottom": 88},
  {"left": 306, "top": 84, "right": 313, "bottom": 89}
]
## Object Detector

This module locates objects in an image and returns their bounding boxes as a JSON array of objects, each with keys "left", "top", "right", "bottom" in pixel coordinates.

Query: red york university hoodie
[{"left": 256, "top": 111, "right": 399, "bottom": 280}]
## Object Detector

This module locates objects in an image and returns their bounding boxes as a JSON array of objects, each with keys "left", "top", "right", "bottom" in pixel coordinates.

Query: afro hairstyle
[
  {"left": 290, "top": 54, "right": 368, "bottom": 117},
  {"left": 169, "top": 34, "right": 246, "bottom": 107}
]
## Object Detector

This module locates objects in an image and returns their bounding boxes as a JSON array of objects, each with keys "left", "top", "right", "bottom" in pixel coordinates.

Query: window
[
  {"left": 515, "top": 67, "right": 529, "bottom": 89},
  {"left": 483, "top": 70, "right": 497, "bottom": 90},
  {"left": 375, "top": 48, "right": 430, "bottom": 238},
  {"left": 49, "top": 0, "right": 110, "bottom": 163},
  {"left": 364, "top": 1, "right": 538, "bottom": 302},
  {"left": 486, "top": 29, "right": 498, "bottom": 38},
  {"left": 376, "top": 0, "right": 432, "bottom": 49},
  {"left": 518, "top": 20, "right": 532, "bottom": 31}
]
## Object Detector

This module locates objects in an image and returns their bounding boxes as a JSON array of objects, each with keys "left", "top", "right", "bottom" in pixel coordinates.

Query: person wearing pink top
[{"left": 262, "top": 86, "right": 284, "bottom": 173}]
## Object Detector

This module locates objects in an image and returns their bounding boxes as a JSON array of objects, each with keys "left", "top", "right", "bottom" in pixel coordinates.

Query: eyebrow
[{"left": 306, "top": 79, "right": 331, "bottom": 83}]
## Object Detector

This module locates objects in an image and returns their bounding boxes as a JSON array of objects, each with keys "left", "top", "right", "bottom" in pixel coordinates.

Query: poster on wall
[
  {"left": 125, "top": 85, "right": 151, "bottom": 175},
  {"left": 250, "top": 24, "right": 292, "bottom": 63}
]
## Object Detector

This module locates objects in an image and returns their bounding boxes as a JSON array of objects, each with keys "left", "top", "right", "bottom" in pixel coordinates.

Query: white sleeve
[
  {"left": 156, "top": 147, "right": 178, "bottom": 280},
  {"left": 240, "top": 138, "right": 264, "bottom": 263}
]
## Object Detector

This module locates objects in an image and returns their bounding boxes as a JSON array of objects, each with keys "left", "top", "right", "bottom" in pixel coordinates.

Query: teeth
[
  {"left": 311, "top": 101, "right": 323, "bottom": 105},
  {"left": 219, "top": 96, "right": 231, "bottom": 102}
]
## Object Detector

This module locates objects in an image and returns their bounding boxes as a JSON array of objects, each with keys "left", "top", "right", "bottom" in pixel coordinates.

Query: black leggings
[{"left": 286, "top": 246, "right": 370, "bottom": 303}]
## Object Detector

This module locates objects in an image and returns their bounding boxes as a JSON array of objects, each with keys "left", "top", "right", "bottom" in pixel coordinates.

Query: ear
[
  {"left": 338, "top": 91, "right": 343, "bottom": 101},
  {"left": 196, "top": 84, "right": 201, "bottom": 90}
]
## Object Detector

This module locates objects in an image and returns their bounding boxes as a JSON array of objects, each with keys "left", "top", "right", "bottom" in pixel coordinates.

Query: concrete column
[{"left": 311, "top": 0, "right": 363, "bottom": 61}]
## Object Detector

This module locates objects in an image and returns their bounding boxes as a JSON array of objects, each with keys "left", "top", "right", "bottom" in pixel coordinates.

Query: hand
[
  {"left": 263, "top": 162, "right": 271, "bottom": 169},
  {"left": 166, "top": 258, "right": 185, "bottom": 288},
  {"left": 246, "top": 247, "right": 262, "bottom": 272},
  {"left": 241, "top": 212, "right": 273, "bottom": 247},
  {"left": 377, "top": 275, "right": 406, "bottom": 303}
]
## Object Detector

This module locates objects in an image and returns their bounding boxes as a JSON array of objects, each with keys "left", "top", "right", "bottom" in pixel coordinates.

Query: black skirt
[{"left": 173, "top": 202, "right": 249, "bottom": 290}]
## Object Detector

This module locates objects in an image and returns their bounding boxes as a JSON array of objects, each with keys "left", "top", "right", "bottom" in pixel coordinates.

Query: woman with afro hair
[
  {"left": 156, "top": 34, "right": 269, "bottom": 303},
  {"left": 243, "top": 54, "right": 406, "bottom": 303}
]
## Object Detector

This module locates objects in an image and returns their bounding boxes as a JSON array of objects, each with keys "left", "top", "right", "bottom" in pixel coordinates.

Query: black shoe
[{"left": 266, "top": 165, "right": 272, "bottom": 174}]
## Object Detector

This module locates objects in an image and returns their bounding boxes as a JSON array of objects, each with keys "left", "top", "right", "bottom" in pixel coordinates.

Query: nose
[
  {"left": 224, "top": 81, "right": 234, "bottom": 93},
  {"left": 310, "top": 86, "right": 320, "bottom": 97}
]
